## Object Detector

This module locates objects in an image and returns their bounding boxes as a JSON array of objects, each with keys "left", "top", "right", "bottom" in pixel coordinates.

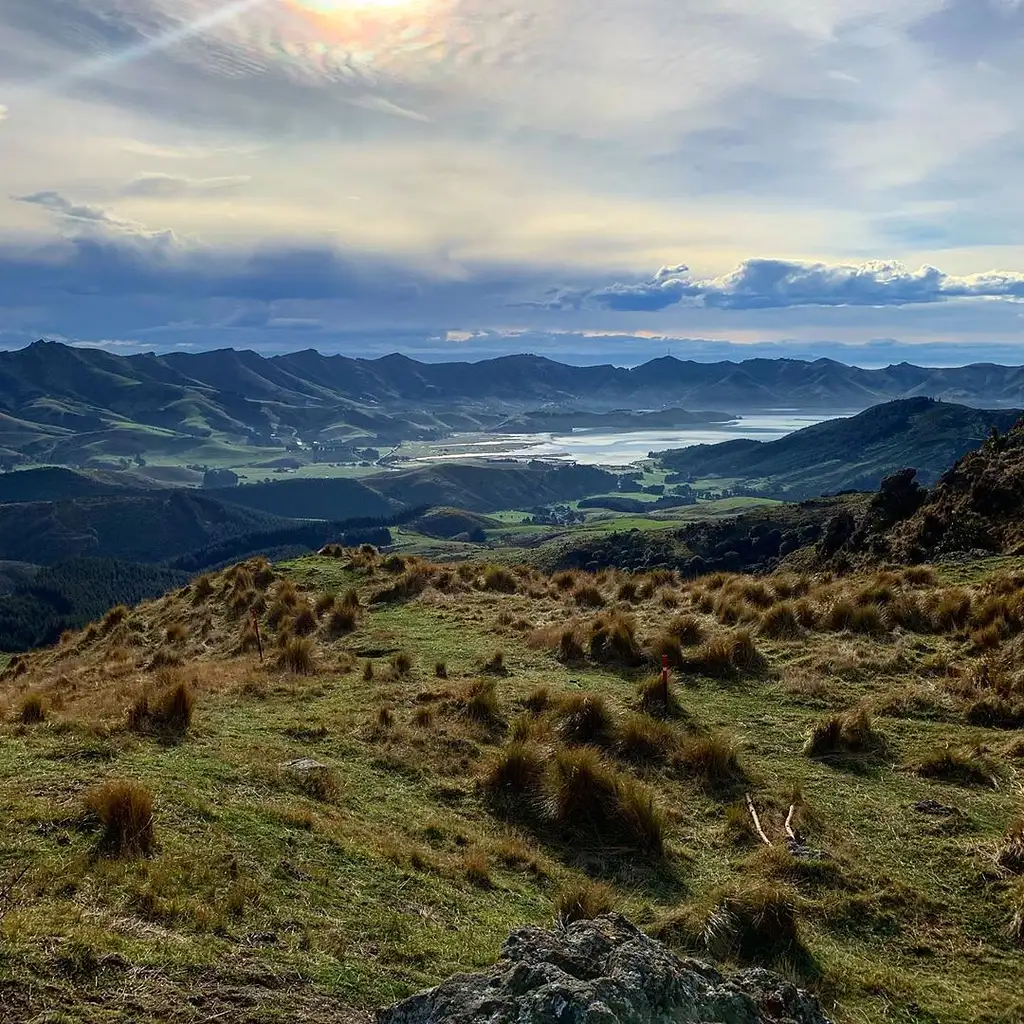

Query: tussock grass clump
[
  {"left": 824, "top": 599, "right": 885, "bottom": 635},
  {"left": 165, "top": 621, "right": 188, "bottom": 643},
  {"left": 547, "top": 747, "right": 664, "bottom": 855},
  {"left": 674, "top": 731, "right": 745, "bottom": 788},
  {"left": 484, "top": 741, "right": 547, "bottom": 812},
  {"left": 86, "top": 781, "right": 155, "bottom": 857},
  {"left": 616, "top": 580, "right": 638, "bottom": 603},
  {"left": 758, "top": 601, "right": 803, "bottom": 639},
  {"left": 462, "top": 849, "right": 493, "bottom": 889},
  {"left": 804, "top": 706, "right": 880, "bottom": 759},
  {"left": 434, "top": 660, "right": 448, "bottom": 679},
  {"left": 413, "top": 706, "right": 434, "bottom": 728},
  {"left": 129, "top": 680, "right": 195, "bottom": 737},
  {"left": 552, "top": 570, "right": 578, "bottom": 592},
  {"left": 667, "top": 613, "right": 706, "bottom": 646},
  {"left": 372, "top": 565, "right": 434, "bottom": 604},
  {"left": 932, "top": 590, "right": 973, "bottom": 633},
  {"left": 573, "top": 583, "right": 606, "bottom": 609},
  {"left": 314, "top": 591, "right": 336, "bottom": 617},
  {"left": 740, "top": 580, "right": 776, "bottom": 609},
  {"left": 616, "top": 714, "right": 679, "bottom": 765},
  {"left": 362, "top": 660, "right": 374, "bottom": 682},
  {"left": 638, "top": 676, "right": 685, "bottom": 719},
  {"left": 700, "top": 882, "right": 804, "bottom": 964},
  {"left": 967, "top": 695, "right": 1024, "bottom": 729},
  {"left": 557, "top": 629, "right": 586, "bottom": 664},
  {"left": 1008, "top": 882, "right": 1024, "bottom": 945},
  {"left": 482, "top": 649, "right": 507, "bottom": 675},
  {"left": 292, "top": 604, "right": 317, "bottom": 636},
  {"left": 523, "top": 686, "right": 553, "bottom": 714},
  {"left": 713, "top": 594, "right": 749, "bottom": 626},
  {"left": 904, "top": 566, "right": 937, "bottom": 586},
  {"left": 588, "top": 612, "right": 643, "bottom": 667},
  {"left": 192, "top": 575, "right": 215, "bottom": 603},
  {"left": 659, "top": 589, "right": 681, "bottom": 609},
  {"left": 327, "top": 605, "right": 358, "bottom": 637},
  {"left": 648, "top": 631, "right": 685, "bottom": 669},
  {"left": 461, "top": 679, "right": 504, "bottom": 729},
  {"left": 278, "top": 638, "right": 316, "bottom": 675},
  {"left": 555, "top": 880, "right": 615, "bottom": 926},
  {"left": 556, "top": 693, "right": 614, "bottom": 747},
  {"left": 884, "top": 592, "right": 933, "bottom": 633},
  {"left": 996, "top": 818, "right": 1024, "bottom": 876},
  {"left": 914, "top": 745, "right": 997, "bottom": 788},
  {"left": 690, "top": 629, "right": 764, "bottom": 678},
  {"left": 299, "top": 766, "right": 342, "bottom": 803},
  {"left": 482, "top": 565, "right": 517, "bottom": 593},
  {"left": 391, "top": 650, "right": 414, "bottom": 676},
  {"left": 103, "top": 605, "right": 129, "bottom": 632},
  {"left": 19, "top": 694, "right": 45, "bottom": 725}
]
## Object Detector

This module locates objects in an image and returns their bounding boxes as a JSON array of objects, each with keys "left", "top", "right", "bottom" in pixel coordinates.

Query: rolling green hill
[{"left": 655, "top": 398, "right": 1021, "bottom": 499}]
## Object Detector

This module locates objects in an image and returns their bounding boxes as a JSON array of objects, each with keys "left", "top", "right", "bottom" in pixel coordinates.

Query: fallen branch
[
  {"left": 784, "top": 804, "right": 799, "bottom": 843},
  {"left": 745, "top": 792, "right": 772, "bottom": 847}
]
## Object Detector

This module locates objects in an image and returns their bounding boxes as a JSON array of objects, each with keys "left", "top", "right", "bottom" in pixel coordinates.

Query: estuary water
[{"left": 416, "top": 413, "right": 835, "bottom": 467}]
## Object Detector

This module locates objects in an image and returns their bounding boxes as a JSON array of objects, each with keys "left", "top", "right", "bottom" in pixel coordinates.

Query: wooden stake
[
  {"left": 745, "top": 792, "right": 772, "bottom": 846},
  {"left": 661, "top": 653, "right": 670, "bottom": 709}
]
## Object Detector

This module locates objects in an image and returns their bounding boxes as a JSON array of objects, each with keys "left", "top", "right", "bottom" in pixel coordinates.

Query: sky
[{"left": 2, "top": 0, "right": 1024, "bottom": 365}]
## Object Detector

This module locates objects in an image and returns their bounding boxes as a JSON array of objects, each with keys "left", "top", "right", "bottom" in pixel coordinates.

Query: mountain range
[
  {"left": 654, "top": 398, "right": 1021, "bottom": 499},
  {"left": 4, "top": 340, "right": 1024, "bottom": 463}
]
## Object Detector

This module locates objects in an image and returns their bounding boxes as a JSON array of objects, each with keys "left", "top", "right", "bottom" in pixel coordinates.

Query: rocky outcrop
[{"left": 377, "top": 914, "right": 831, "bottom": 1024}]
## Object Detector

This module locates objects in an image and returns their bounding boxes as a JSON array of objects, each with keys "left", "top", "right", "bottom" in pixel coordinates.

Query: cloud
[
  {"left": 552, "top": 259, "right": 1024, "bottom": 312},
  {"left": 120, "top": 173, "right": 250, "bottom": 198},
  {"left": 16, "top": 190, "right": 127, "bottom": 227}
]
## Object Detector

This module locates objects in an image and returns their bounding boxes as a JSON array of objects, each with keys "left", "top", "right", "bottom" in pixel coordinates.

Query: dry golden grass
[
  {"left": 804, "top": 706, "right": 880, "bottom": 758},
  {"left": 86, "top": 780, "right": 155, "bottom": 857},
  {"left": 555, "top": 880, "right": 615, "bottom": 925}
]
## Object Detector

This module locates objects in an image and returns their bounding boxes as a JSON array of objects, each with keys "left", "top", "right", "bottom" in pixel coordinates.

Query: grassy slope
[{"left": 2, "top": 553, "right": 1024, "bottom": 1022}]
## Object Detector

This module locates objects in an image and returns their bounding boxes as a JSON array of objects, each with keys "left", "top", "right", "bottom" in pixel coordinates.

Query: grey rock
[{"left": 377, "top": 914, "right": 831, "bottom": 1024}]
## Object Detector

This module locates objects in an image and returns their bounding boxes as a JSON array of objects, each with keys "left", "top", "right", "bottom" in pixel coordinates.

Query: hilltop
[
  {"left": 654, "top": 398, "right": 1021, "bottom": 499},
  {"left": 2, "top": 341, "right": 1024, "bottom": 464},
  {"left": 3, "top": 534, "right": 1024, "bottom": 1022}
]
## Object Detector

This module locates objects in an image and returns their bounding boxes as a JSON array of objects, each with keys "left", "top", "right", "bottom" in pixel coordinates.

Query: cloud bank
[{"left": 551, "top": 259, "right": 1024, "bottom": 312}]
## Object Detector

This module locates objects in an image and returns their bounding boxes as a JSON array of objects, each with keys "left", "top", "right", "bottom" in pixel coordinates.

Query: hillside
[
  {"left": 3, "top": 342, "right": 1024, "bottom": 465},
  {"left": 654, "top": 398, "right": 1021, "bottom": 499},
  {"left": 0, "top": 491, "right": 288, "bottom": 565},
  {"left": 3, "top": 547, "right": 1024, "bottom": 1022}
]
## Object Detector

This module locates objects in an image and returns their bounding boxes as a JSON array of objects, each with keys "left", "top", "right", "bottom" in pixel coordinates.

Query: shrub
[
  {"left": 462, "top": 679, "right": 504, "bottom": 728},
  {"left": 278, "top": 638, "right": 316, "bottom": 675},
  {"left": 484, "top": 741, "right": 547, "bottom": 813},
  {"left": 556, "top": 693, "right": 614, "bottom": 747},
  {"left": 758, "top": 602, "right": 802, "bottom": 639},
  {"left": 674, "top": 731, "right": 744, "bottom": 788},
  {"left": 588, "top": 613, "right": 643, "bottom": 667},
  {"left": 19, "top": 694, "right": 45, "bottom": 725},
  {"left": 555, "top": 880, "right": 615, "bottom": 926},
  {"left": 557, "top": 629, "right": 586, "bottom": 664},
  {"left": 914, "top": 745, "right": 996, "bottom": 787},
  {"left": 547, "top": 748, "right": 664, "bottom": 854},
  {"left": 573, "top": 583, "right": 606, "bottom": 609},
  {"left": 86, "top": 781, "right": 155, "bottom": 857},
  {"left": 327, "top": 605, "right": 358, "bottom": 636},
  {"left": 129, "top": 680, "right": 195, "bottom": 737},
  {"left": 804, "top": 706, "right": 879, "bottom": 758},
  {"left": 482, "top": 565, "right": 517, "bottom": 593},
  {"left": 616, "top": 714, "right": 678, "bottom": 764}
]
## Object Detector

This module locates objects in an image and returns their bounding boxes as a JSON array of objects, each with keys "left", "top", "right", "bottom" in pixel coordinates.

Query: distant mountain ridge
[
  {"left": 2, "top": 341, "right": 1024, "bottom": 463},
  {"left": 654, "top": 398, "right": 1022, "bottom": 499}
]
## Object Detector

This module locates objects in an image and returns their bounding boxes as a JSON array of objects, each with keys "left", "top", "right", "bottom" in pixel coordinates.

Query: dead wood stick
[
  {"left": 784, "top": 804, "right": 799, "bottom": 842},
  {"left": 745, "top": 792, "right": 772, "bottom": 846}
]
